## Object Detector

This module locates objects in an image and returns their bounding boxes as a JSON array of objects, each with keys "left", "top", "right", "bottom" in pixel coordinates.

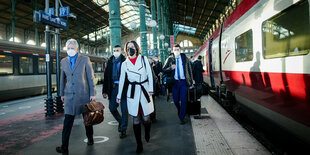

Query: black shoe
[
  {"left": 87, "top": 138, "right": 94, "bottom": 145},
  {"left": 119, "top": 131, "right": 127, "bottom": 139},
  {"left": 180, "top": 119, "right": 187, "bottom": 125},
  {"left": 56, "top": 146, "right": 68, "bottom": 154},
  {"left": 136, "top": 144, "right": 143, "bottom": 154},
  {"left": 133, "top": 124, "right": 143, "bottom": 154}
]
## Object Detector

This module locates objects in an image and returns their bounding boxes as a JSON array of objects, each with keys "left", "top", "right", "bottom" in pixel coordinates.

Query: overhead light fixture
[
  {"left": 185, "top": 16, "right": 192, "bottom": 20},
  {"left": 159, "top": 34, "right": 165, "bottom": 40},
  {"left": 130, "top": 22, "right": 137, "bottom": 29},
  {"left": 147, "top": 20, "right": 157, "bottom": 27}
]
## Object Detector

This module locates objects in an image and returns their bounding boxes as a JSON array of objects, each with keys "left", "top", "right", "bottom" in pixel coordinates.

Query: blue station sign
[
  {"left": 38, "top": 10, "right": 68, "bottom": 30},
  {"left": 59, "top": 6, "right": 70, "bottom": 17}
]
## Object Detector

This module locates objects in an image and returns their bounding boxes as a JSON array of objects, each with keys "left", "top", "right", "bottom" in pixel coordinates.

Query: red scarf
[{"left": 129, "top": 56, "right": 138, "bottom": 65}]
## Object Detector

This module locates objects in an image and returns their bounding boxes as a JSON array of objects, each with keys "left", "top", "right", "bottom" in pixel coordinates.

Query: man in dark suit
[
  {"left": 162, "top": 44, "right": 194, "bottom": 124},
  {"left": 102, "top": 45, "right": 128, "bottom": 139},
  {"left": 193, "top": 56, "right": 204, "bottom": 84}
]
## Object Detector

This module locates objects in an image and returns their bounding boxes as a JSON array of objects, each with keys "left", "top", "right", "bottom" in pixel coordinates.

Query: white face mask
[
  {"left": 113, "top": 52, "right": 121, "bottom": 58},
  {"left": 173, "top": 51, "right": 180, "bottom": 57},
  {"left": 67, "top": 49, "right": 76, "bottom": 57}
]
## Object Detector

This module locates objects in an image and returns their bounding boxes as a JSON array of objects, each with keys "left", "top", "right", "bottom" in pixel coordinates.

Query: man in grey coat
[{"left": 56, "top": 39, "right": 96, "bottom": 154}]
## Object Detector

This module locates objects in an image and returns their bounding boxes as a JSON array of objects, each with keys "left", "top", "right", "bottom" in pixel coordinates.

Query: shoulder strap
[{"left": 141, "top": 56, "right": 146, "bottom": 68}]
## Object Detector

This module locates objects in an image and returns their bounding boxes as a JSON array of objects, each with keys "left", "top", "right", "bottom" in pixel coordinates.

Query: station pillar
[
  {"left": 109, "top": 0, "right": 121, "bottom": 52},
  {"left": 55, "top": 0, "right": 63, "bottom": 113},
  {"left": 139, "top": 0, "right": 148, "bottom": 56},
  {"left": 44, "top": 0, "right": 55, "bottom": 116},
  {"left": 151, "top": 0, "right": 158, "bottom": 56},
  {"left": 157, "top": 0, "right": 164, "bottom": 62}
]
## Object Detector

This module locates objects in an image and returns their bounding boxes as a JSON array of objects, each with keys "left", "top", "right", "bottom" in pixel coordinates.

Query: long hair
[{"left": 124, "top": 40, "right": 140, "bottom": 56}]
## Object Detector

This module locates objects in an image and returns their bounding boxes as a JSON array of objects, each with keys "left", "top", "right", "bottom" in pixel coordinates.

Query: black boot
[
  {"left": 144, "top": 122, "right": 151, "bottom": 142},
  {"left": 56, "top": 145, "right": 68, "bottom": 154},
  {"left": 133, "top": 124, "right": 143, "bottom": 154},
  {"left": 87, "top": 137, "right": 94, "bottom": 145}
]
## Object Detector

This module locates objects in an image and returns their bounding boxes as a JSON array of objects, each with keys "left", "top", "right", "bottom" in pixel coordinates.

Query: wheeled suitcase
[{"left": 187, "top": 87, "right": 201, "bottom": 115}]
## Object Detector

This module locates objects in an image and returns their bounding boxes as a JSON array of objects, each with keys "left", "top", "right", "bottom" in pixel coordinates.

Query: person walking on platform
[
  {"left": 102, "top": 45, "right": 128, "bottom": 139},
  {"left": 116, "top": 40, "right": 154, "bottom": 154},
  {"left": 163, "top": 44, "right": 194, "bottom": 124},
  {"left": 193, "top": 56, "right": 204, "bottom": 84},
  {"left": 56, "top": 39, "right": 96, "bottom": 154}
]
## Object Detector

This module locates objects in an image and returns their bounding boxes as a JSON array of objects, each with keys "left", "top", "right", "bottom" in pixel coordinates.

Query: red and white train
[{"left": 194, "top": 0, "right": 310, "bottom": 145}]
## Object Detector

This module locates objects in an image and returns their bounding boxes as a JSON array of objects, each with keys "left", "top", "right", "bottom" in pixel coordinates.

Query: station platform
[{"left": 0, "top": 85, "right": 270, "bottom": 155}]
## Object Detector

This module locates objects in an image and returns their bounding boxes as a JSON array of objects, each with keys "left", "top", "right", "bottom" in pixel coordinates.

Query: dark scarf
[{"left": 112, "top": 56, "right": 121, "bottom": 81}]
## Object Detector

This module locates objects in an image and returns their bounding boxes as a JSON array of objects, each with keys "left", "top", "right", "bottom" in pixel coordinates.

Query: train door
[{"left": 208, "top": 38, "right": 215, "bottom": 89}]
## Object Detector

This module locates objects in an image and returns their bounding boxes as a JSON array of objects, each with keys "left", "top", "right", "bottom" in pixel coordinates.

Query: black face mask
[{"left": 129, "top": 48, "right": 135, "bottom": 56}]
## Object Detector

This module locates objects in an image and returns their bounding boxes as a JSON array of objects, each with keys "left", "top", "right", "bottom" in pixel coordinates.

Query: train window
[
  {"left": 96, "top": 62, "right": 102, "bottom": 72},
  {"left": 262, "top": 1, "right": 310, "bottom": 59},
  {"left": 53, "top": 59, "right": 56, "bottom": 73},
  {"left": 235, "top": 29, "right": 253, "bottom": 62},
  {"left": 0, "top": 55, "right": 13, "bottom": 74},
  {"left": 38, "top": 57, "right": 46, "bottom": 73},
  {"left": 19, "top": 56, "right": 33, "bottom": 74}
]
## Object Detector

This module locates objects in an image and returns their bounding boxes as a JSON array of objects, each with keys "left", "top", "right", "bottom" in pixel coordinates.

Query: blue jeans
[
  {"left": 109, "top": 85, "right": 128, "bottom": 132},
  {"left": 172, "top": 80, "right": 188, "bottom": 120}
]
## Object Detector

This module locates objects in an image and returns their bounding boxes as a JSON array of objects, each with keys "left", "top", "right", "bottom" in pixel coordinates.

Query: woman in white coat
[{"left": 116, "top": 40, "right": 154, "bottom": 154}]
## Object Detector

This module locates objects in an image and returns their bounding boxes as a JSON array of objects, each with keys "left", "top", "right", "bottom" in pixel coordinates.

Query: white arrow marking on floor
[
  {"left": 84, "top": 136, "right": 109, "bottom": 143},
  {"left": 0, "top": 112, "right": 5, "bottom": 115},
  {"left": 107, "top": 121, "right": 119, "bottom": 126},
  {"left": 2, "top": 106, "right": 8, "bottom": 108}
]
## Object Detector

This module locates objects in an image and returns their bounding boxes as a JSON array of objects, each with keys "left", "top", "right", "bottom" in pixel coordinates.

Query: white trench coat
[{"left": 117, "top": 55, "right": 154, "bottom": 116}]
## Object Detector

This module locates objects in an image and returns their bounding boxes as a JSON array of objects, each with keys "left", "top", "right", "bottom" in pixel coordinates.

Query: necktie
[{"left": 176, "top": 58, "right": 181, "bottom": 80}]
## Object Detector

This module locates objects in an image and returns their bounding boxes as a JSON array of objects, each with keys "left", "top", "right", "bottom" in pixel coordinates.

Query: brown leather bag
[{"left": 83, "top": 101, "right": 105, "bottom": 126}]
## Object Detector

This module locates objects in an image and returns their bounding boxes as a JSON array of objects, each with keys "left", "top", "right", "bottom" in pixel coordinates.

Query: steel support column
[
  {"left": 162, "top": 0, "right": 168, "bottom": 60},
  {"left": 87, "top": 26, "right": 90, "bottom": 54},
  {"left": 77, "top": 22, "right": 81, "bottom": 52},
  {"left": 44, "top": 0, "right": 55, "bottom": 116},
  {"left": 157, "top": 0, "right": 164, "bottom": 62},
  {"left": 109, "top": 0, "right": 121, "bottom": 53},
  {"left": 11, "top": 0, "right": 15, "bottom": 42},
  {"left": 95, "top": 30, "right": 98, "bottom": 55},
  {"left": 55, "top": 0, "right": 63, "bottom": 113},
  {"left": 151, "top": 0, "right": 158, "bottom": 56},
  {"left": 35, "top": 0, "right": 39, "bottom": 46},
  {"left": 139, "top": 0, "right": 148, "bottom": 56}
]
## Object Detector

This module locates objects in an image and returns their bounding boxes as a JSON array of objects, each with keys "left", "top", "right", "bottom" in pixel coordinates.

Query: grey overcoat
[{"left": 60, "top": 54, "right": 96, "bottom": 116}]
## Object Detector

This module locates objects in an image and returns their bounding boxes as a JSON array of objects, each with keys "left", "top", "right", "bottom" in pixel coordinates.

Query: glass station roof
[
  {"left": 83, "top": 0, "right": 152, "bottom": 41},
  {"left": 173, "top": 24, "right": 196, "bottom": 35}
]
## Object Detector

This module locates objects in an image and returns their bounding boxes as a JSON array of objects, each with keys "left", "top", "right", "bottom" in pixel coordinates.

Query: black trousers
[{"left": 62, "top": 114, "right": 93, "bottom": 147}]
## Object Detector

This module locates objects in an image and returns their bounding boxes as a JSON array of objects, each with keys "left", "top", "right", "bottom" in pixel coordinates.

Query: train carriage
[
  {"left": 0, "top": 40, "right": 105, "bottom": 102},
  {"left": 194, "top": 0, "right": 310, "bottom": 145}
]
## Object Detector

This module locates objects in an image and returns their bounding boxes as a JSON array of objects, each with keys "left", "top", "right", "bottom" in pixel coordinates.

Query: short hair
[
  {"left": 198, "top": 55, "right": 202, "bottom": 59},
  {"left": 173, "top": 44, "right": 181, "bottom": 49},
  {"left": 114, "top": 45, "right": 121, "bottom": 48},
  {"left": 66, "top": 39, "right": 79, "bottom": 49},
  {"left": 124, "top": 40, "right": 140, "bottom": 56}
]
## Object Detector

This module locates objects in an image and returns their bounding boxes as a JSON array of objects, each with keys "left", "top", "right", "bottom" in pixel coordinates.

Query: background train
[
  {"left": 193, "top": 0, "right": 310, "bottom": 148},
  {"left": 0, "top": 40, "right": 105, "bottom": 102}
]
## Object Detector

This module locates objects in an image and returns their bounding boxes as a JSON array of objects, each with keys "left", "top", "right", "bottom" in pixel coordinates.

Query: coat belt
[{"left": 129, "top": 79, "right": 150, "bottom": 103}]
